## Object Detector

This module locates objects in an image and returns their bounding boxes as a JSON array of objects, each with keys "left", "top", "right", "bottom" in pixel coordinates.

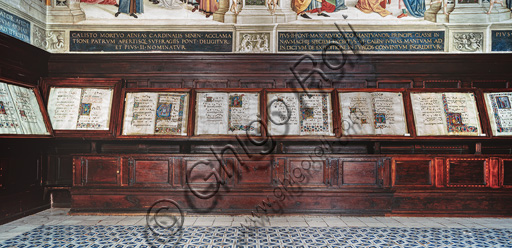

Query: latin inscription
[
  {"left": 492, "top": 31, "right": 512, "bottom": 51},
  {"left": 278, "top": 31, "right": 444, "bottom": 52},
  {"left": 0, "top": 8, "right": 30, "bottom": 43},
  {"left": 70, "top": 31, "right": 233, "bottom": 52}
]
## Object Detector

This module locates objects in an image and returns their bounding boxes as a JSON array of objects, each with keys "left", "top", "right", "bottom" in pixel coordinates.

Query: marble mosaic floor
[{"left": 1, "top": 208, "right": 512, "bottom": 247}]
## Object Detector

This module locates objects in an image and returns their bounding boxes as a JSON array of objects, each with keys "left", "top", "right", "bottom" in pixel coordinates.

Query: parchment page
[
  {"left": 227, "top": 92, "right": 260, "bottom": 135},
  {"left": 122, "top": 92, "right": 158, "bottom": 135},
  {"left": 339, "top": 92, "right": 374, "bottom": 135},
  {"left": 442, "top": 92, "right": 481, "bottom": 136},
  {"left": 47, "top": 87, "right": 81, "bottom": 130},
  {"left": 372, "top": 92, "right": 408, "bottom": 135},
  {"left": 76, "top": 88, "right": 113, "bottom": 130},
  {"left": 7, "top": 84, "right": 49, "bottom": 135},
  {"left": 195, "top": 92, "right": 228, "bottom": 135},
  {"left": 485, "top": 92, "right": 512, "bottom": 136},
  {"left": 411, "top": 92, "right": 480, "bottom": 136},
  {"left": 154, "top": 93, "right": 188, "bottom": 136},
  {"left": 0, "top": 82, "right": 22, "bottom": 134},
  {"left": 299, "top": 93, "right": 334, "bottom": 136},
  {"left": 267, "top": 92, "right": 300, "bottom": 136},
  {"left": 411, "top": 93, "right": 447, "bottom": 136}
]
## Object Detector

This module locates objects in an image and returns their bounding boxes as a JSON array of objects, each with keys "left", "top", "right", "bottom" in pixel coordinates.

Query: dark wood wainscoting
[
  {"left": 47, "top": 53, "right": 512, "bottom": 89},
  {"left": 0, "top": 34, "right": 50, "bottom": 224},
  {"left": 43, "top": 52, "right": 512, "bottom": 216}
]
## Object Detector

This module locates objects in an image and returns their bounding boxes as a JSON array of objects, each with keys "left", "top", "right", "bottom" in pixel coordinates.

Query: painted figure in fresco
[
  {"left": 115, "top": 0, "right": 144, "bottom": 18},
  {"left": 487, "top": 0, "right": 503, "bottom": 13},
  {"left": 199, "top": 0, "right": 219, "bottom": 17},
  {"left": 181, "top": 0, "right": 200, "bottom": 12},
  {"left": 355, "top": 0, "right": 392, "bottom": 17},
  {"left": 397, "top": 0, "right": 425, "bottom": 17},
  {"left": 294, "top": 0, "right": 346, "bottom": 19},
  {"left": 80, "top": 0, "right": 118, "bottom": 5}
]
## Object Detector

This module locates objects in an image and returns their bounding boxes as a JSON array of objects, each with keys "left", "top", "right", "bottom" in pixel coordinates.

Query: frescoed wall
[{"left": 1, "top": 0, "right": 512, "bottom": 53}]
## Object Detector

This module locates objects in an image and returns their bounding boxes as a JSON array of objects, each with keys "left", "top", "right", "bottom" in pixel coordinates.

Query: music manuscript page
[
  {"left": 123, "top": 92, "right": 188, "bottom": 136},
  {"left": 484, "top": 92, "right": 512, "bottom": 136},
  {"left": 411, "top": 92, "right": 481, "bottom": 136},
  {"left": 268, "top": 92, "right": 333, "bottom": 136},
  {"left": 0, "top": 82, "right": 48, "bottom": 135},
  {"left": 195, "top": 92, "right": 260, "bottom": 135},
  {"left": 339, "top": 92, "right": 407, "bottom": 135},
  {"left": 48, "top": 87, "right": 113, "bottom": 130}
]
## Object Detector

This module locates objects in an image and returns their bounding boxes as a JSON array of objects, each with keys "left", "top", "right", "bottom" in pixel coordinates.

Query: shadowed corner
[{"left": 144, "top": 199, "right": 185, "bottom": 248}]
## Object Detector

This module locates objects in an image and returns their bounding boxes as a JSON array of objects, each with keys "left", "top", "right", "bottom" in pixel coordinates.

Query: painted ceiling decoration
[{"left": 0, "top": 0, "right": 511, "bottom": 53}]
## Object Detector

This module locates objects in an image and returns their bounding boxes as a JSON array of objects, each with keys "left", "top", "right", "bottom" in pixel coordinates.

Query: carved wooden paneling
[
  {"left": 471, "top": 80, "right": 509, "bottom": 88},
  {"left": 376, "top": 80, "right": 413, "bottom": 89},
  {"left": 392, "top": 158, "right": 433, "bottom": 187},
  {"left": 77, "top": 157, "right": 120, "bottom": 186},
  {"left": 236, "top": 160, "right": 273, "bottom": 187},
  {"left": 332, "top": 81, "right": 367, "bottom": 88},
  {"left": 183, "top": 157, "right": 224, "bottom": 188},
  {"left": 423, "top": 80, "right": 461, "bottom": 88},
  {"left": 287, "top": 158, "right": 328, "bottom": 187},
  {"left": 502, "top": 160, "right": 512, "bottom": 187},
  {"left": 148, "top": 80, "right": 184, "bottom": 88},
  {"left": 128, "top": 158, "right": 172, "bottom": 187},
  {"left": 193, "top": 80, "right": 229, "bottom": 88},
  {"left": 340, "top": 159, "right": 380, "bottom": 187},
  {"left": 446, "top": 158, "right": 488, "bottom": 187},
  {"left": 47, "top": 155, "right": 73, "bottom": 186},
  {"left": 239, "top": 80, "right": 275, "bottom": 88}
]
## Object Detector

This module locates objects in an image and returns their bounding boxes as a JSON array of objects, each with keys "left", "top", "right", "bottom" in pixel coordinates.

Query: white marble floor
[{"left": 1, "top": 208, "right": 512, "bottom": 242}]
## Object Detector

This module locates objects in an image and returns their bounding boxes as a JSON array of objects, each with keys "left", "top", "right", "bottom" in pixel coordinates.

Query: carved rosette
[
  {"left": 44, "top": 30, "right": 66, "bottom": 52},
  {"left": 32, "top": 25, "right": 46, "bottom": 50},
  {"left": 453, "top": 32, "right": 483, "bottom": 52},
  {"left": 238, "top": 33, "right": 270, "bottom": 53}
]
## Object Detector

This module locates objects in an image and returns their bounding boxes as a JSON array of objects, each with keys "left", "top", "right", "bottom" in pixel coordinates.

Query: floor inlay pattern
[{"left": 1, "top": 225, "right": 511, "bottom": 247}]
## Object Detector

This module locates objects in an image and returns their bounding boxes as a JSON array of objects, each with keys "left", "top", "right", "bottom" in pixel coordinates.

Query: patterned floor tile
[{"left": 1, "top": 225, "right": 512, "bottom": 247}]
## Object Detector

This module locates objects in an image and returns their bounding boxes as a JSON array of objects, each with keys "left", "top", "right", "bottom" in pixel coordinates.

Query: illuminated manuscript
[
  {"left": 484, "top": 92, "right": 512, "bottom": 136},
  {"left": 267, "top": 92, "right": 334, "bottom": 136},
  {"left": 339, "top": 92, "right": 407, "bottom": 135},
  {"left": 47, "top": 87, "right": 113, "bottom": 130},
  {"left": 123, "top": 92, "right": 189, "bottom": 136},
  {"left": 411, "top": 92, "right": 481, "bottom": 136},
  {"left": 195, "top": 92, "right": 260, "bottom": 135},
  {"left": 0, "top": 82, "right": 49, "bottom": 135}
]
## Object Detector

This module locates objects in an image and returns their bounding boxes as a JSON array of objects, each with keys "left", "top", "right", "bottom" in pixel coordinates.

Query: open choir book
[
  {"left": 267, "top": 92, "right": 334, "bottom": 136},
  {"left": 47, "top": 87, "right": 114, "bottom": 130},
  {"left": 410, "top": 92, "right": 481, "bottom": 136},
  {"left": 339, "top": 91, "right": 408, "bottom": 136},
  {"left": 195, "top": 92, "right": 260, "bottom": 135},
  {"left": 484, "top": 92, "right": 512, "bottom": 136},
  {"left": 0, "top": 81, "right": 49, "bottom": 135},
  {"left": 122, "top": 92, "right": 189, "bottom": 136}
]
